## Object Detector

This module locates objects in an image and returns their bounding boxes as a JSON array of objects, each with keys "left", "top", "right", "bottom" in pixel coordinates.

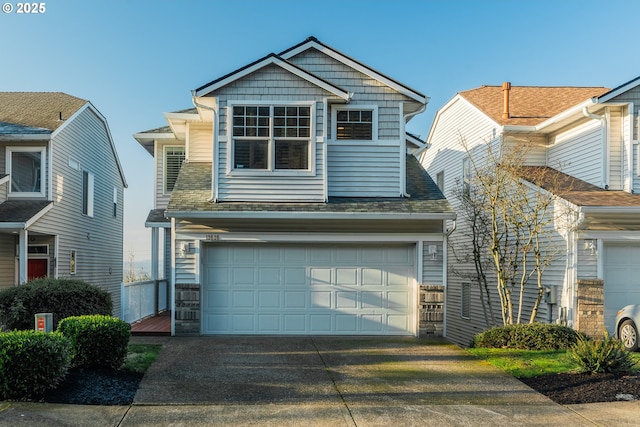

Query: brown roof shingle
[
  {"left": 520, "top": 166, "right": 640, "bottom": 207},
  {"left": 0, "top": 92, "right": 87, "bottom": 131},
  {"left": 460, "top": 85, "right": 611, "bottom": 126}
]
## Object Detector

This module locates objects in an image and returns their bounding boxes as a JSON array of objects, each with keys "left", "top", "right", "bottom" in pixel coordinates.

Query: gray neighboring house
[
  {"left": 135, "top": 37, "right": 454, "bottom": 336},
  {"left": 0, "top": 92, "right": 127, "bottom": 315}
]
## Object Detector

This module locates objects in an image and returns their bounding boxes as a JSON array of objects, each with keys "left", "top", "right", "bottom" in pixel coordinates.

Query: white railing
[{"left": 121, "top": 280, "right": 169, "bottom": 323}]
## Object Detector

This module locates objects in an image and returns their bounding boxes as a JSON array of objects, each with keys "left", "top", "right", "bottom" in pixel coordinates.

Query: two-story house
[
  {"left": 0, "top": 92, "right": 127, "bottom": 315},
  {"left": 135, "top": 37, "right": 454, "bottom": 336},
  {"left": 419, "top": 78, "right": 640, "bottom": 346}
]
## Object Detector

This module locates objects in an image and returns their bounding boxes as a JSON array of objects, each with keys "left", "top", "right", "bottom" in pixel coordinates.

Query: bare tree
[{"left": 455, "top": 136, "right": 569, "bottom": 325}]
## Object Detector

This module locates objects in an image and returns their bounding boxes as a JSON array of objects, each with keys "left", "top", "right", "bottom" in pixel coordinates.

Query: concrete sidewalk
[{"left": 1, "top": 336, "right": 639, "bottom": 426}]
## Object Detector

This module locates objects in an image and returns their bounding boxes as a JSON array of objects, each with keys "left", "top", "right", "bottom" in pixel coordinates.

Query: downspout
[
  {"left": 192, "top": 95, "right": 218, "bottom": 202},
  {"left": 402, "top": 103, "right": 427, "bottom": 197},
  {"left": 582, "top": 107, "right": 608, "bottom": 189}
]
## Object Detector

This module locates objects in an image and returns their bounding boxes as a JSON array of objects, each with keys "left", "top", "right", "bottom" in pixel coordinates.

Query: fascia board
[
  {"left": 133, "top": 132, "right": 176, "bottom": 142},
  {"left": 25, "top": 202, "right": 54, "bottom": 229},
  {"left": 0, "top": 175, "right": 9, "bottom": 185},
  {"left": 194, "top": 55, "right": 349, "bottom": 100},
  {"left": 166, "top": 211, "right": 457, "bottom": 221},
  {"left": 281, "top": 39, "right": 427, "bottom": 104},
  {"left": 0, "top": 134, "right": 50, "bottom": 141},
  {"left": 579, "top": 206, "right": 640, "bottom": 215},
  {"left": 145, "top": 221, "right": 171, "bottom": 228},
  {"left": 0, "top": 222, "right": 26, "bottom": 229},
  {"left": 597, "top": 76, "right": 640, "bottom": 103}
]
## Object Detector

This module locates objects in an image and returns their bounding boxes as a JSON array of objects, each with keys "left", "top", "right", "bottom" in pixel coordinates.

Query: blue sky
[{"left": 3, "top": 0, "right": 640, "bottom": 270}]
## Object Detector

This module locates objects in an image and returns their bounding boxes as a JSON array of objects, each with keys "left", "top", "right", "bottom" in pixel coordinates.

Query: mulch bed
[{"left": 520, "top": 372, "right": 640, "bottom": 404}]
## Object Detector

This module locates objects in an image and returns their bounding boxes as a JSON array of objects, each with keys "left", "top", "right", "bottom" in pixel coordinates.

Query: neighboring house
[
  {"left": 419, "top": 78, "right": 640, "bottom": 346},
  {"left": 134, "top": 37, "right": 454, "bottom": 336},
  {"left": 0, "top": 92, "right": 127, "bottom": 315}
]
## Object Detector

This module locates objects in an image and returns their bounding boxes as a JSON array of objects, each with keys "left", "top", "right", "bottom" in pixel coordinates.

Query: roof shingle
[{"left": 0, "top": 92, "right": 87, "bottom": 132}]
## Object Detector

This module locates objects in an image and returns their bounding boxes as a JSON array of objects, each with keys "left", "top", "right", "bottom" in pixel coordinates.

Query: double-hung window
[
  {"left": 6, "top": 146, "right": 46, "bottom": 198},
  {"left": 232, "top": 104, "right": 311, "bottom": 171}
]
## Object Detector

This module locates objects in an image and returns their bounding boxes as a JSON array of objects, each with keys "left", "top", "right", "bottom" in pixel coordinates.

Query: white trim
[
  {"left": 168, "top": 211, "right": 457, "bottom": 221},
  {"left": 53, "top": 235, "right": 59, "bottom": 279},
  {"left": 69, "top": 249, "right": 77, "bottom": 275},
  {"left": 280, "top": 39, "right": 427, "bottom": 104},
  {"left": 226, "top": 101, "right": 317, "bottom": 176},
  {"left": 597, "top": 78, "right": 640, "bottom": 103},
  {"left": 170, "top": 217, "right": 176, "bottom": 336},
  {"left": 24, "top": 202, "right": 53, "bottom": 229},
  {"left": 177, "top": 231, "right": 446, "bottom": 244},
  {"left": 0, "top": 134, "right": 50, "bottom": 141},
  {"left": 163, "top": 145, "right": 186, "bottom": 195},
  {"left": 6, "top": 146, "right": 47, "bottom": 199},
  {"left": 331, "top": 105, "right": 378, "bottom": 142},
  {"left": 194, "top": 55, "right": 350, "bottom": 100},
  {"left": 82, "top": 170, "right": 95, "bottom": 218}
]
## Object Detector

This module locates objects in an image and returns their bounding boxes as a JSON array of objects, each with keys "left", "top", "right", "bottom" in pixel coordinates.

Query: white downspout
[
  {"left": 402, "top": 103, "right": 427, "bottom": 197},
  {"left": 191, "top": 95, "right": 218, "bottom": 202},
  {"left": 582, "top": 107, "right": 608, "bottom": 188}
]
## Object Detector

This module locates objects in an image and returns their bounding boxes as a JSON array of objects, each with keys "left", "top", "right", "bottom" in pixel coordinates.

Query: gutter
[
  {"left": 164, "top": 210, "right": 457, "bottom": 221},
  {"left": 582, "top": 107, "right": 609, "bottom": 189},
  {"left": 191, "top": 95, "right": 218, "bottom": 202}
]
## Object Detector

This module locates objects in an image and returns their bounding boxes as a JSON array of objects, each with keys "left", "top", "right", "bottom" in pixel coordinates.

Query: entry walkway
[{"left": 1, "top": 337, "right": 639, "bottom": 426}]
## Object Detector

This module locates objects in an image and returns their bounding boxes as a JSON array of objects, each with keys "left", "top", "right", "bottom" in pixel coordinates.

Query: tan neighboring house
[
  {"left": 0, "top": 92, "right": 127, "bottom": 315},
  {"left": 135, "top": 37, "right": 454, "bottom": 337},
  {"left": 419, "top": 78, "right": 640, "bottom": 346}
]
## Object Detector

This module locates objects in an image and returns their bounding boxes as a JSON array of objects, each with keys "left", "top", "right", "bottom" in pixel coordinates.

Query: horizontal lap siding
[
  {"left": 28, "top": 108, "right": 124, "bottom": 316},
  {"left": 328, "top": 144, "right": 400, "bottom": 197},
  {"left": 548, "top": 120, "right": 602, "bottom": 186},
  {"left": 0, "top": 236, "right": 15, "bottom": 288},
  {"left": 422, "top": 241, "right": 443, "bottom": 285},
  {"left": 188, "top": 124, "right": 212, "bottom": 163}
]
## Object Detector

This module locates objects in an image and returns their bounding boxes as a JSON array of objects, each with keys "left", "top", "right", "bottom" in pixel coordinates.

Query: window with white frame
[
  {"left": 461, "top": 282, "right": 471, "bottom": 319},
  {"left": 112, "top": 187, "right": 118, "bottom": 217},
  {"left": 6, "top": 146, "right": 46, "bottom": 197},
  {"left": 164, "top": 146, "right": 186, "bottom": 193},
  {"left": 436, "top": 171, "right": 444, "bottom": 192},
  {"left": 462, "top": 157, "right": 471, "bottom": 197},
  {"left": 232, "top": 105, "right": 311, "bottom": 171},
  {"left": 70, "top": 250, "right": 77, "bottom": 275},
  {"left": 335, "top": 108, "right": 374, "bottom": 140},
  {"left": 82, "top": 170, "right": 94, "bottom": 217}
]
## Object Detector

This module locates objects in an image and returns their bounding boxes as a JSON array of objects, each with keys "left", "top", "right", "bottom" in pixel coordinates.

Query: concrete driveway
[{"left": 2, "top": 336, "right": 639, "bottom": 426}]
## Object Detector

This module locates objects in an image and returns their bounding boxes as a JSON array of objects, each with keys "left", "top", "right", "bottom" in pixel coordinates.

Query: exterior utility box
[{"left": 34, "top": 313, "right": 53, "bottom": 333}]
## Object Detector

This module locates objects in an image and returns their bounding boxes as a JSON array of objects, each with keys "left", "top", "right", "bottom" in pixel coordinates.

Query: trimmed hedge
[
  {"left": 0, "top": 330, "right": 72, "bottom": 399},
  {"left": 471, "top": 323, "right": 583, "bottom": 350},
  {"left": 0, "top": 278, "right": 112, "bottom": 331},
  {"left": 57, "top": 315, "right": 131, "bottom": 369}
]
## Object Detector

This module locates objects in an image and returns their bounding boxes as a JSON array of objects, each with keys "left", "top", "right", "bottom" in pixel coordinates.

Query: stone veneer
[
  {"left": 419, "top": 285, "right": 444, "bottom": 337},
  {"left": 175, "top": 283, "right": 200, "bottom": 335},
  {"left": 575, "top": 279, "right": 605, "bottom": 339}
]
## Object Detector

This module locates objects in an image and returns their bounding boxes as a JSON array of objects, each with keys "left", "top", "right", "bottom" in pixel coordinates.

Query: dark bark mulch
[{"left": 520, "top": 372, "right": 640, "bottom": 404}]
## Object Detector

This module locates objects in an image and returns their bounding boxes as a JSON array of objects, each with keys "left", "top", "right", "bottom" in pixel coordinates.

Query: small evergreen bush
[
  {"left": 569, "top": 332, "right": 638, "bottom": 374},
  {"left": 0, "top": 278, "right": 112, "bottom": 331},
  {"left": 58, "top": 315, "right": 130, "bottom": 369},
  {"left": 0, "top": 330, "right": 71, "bottom": 399},
  {"left": 471, "top": 323, "right": 582, "bottom": 350}
]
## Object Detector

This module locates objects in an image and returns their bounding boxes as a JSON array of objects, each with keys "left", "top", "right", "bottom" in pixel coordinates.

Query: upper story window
[
  {"left": 232, "top": 105, "right": 311, "bottom": 171},
  {"left": 164, "top": 146, "right": 185, "bottom": 194},
  {"left": 82, "top": 170, "right": 94, "bottom": 217},
  {"left": 436, "top": 171, "right": 444, "bottom": 192},
  {"left": 6, "top": 146, "right": 46, "bottom": 198},
  {"left": 462, "top": 157, "right": 471, "bottom": 197},
  {"left": 332, "top": 106, "right": 377, "bottom": 141}
]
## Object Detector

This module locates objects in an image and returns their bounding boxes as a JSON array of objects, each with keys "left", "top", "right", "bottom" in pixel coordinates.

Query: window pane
[
  {"left": 275, "top": 140, "right": 308, "bottom": 169},
  {"left": 165, "top": 147, "right": 185, "bottom": 193},
  {"left": 336, "top": 110, "right": 373, "bottom": 140},
  {"left": 234, "top": 140, "right": 268, "bottom": 169},
  {"left": 11, "top": 151, "right": 41, "bottom": 193}
]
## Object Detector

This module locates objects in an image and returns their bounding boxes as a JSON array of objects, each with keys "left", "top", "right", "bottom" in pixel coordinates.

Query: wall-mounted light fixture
[
  {"left": 583, "top": 239, "right": 597, "bottom": 256},
  {"left": 428, "top": 244, "right": 438, "bottom": 260}
]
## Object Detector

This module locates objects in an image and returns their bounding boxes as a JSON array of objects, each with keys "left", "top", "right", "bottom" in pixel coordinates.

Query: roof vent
[
  {"left": 58, "top": 111, "right": 64, "bottom": 121},
  {"left": 502, "top": 82, "right": 511, "bottom": 120}
]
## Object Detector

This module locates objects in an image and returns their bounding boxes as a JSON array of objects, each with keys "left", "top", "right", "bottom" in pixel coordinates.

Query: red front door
[{"left": 28, "top": 258, "right": 48, "bottom": 281}]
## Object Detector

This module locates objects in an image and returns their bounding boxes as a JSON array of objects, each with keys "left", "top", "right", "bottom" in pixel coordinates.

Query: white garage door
[
  {"left": 202, "top": 244, "right": 416, "bottom": 335},
  {"left": 603, "top": 244, "right": 640, "bottom": 333}
]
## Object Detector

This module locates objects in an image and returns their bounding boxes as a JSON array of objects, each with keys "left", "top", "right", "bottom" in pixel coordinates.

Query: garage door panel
[
  {"left": 336, "top": 291, "right": 358, "bottom": 308},
  {"left": 258, "top": 291, "right": 280, "bottom": 308},
  {"left": 604, "top": 244, "right": 640, "bottom": 334},
  {"left": 203, "top": 244, "right": 416, "bottom": 335}
]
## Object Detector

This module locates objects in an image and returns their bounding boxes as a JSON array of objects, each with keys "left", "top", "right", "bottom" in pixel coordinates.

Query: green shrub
[
  {"left": 471, "top": 323, "right": 582, "bottom": 350},
  {"left": 58, "top": 315, "right": 130, "bottom": 369},
  {"left": 0, "top": 330, "right": 71, "bottom": 399},
  {"left": 569, "top": 332, "right": 638, "bottom": 374},
  {"left": 0, "top": 278, "right": 112, "bottom": 331}
]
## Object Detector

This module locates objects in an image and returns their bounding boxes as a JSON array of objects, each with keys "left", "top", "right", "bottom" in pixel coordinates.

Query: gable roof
[
  {"left": 193, "top": 52, "right": 350, "bottom": 100},
  {"left": 596, "top": 74, "right": 640, "bottom": 103},
  {"left": 459, "top": 85, "right": 610, "bottom": 126},
  {"left": 0, "top": 92, "right": 87, "bottom": 132},
  {"left": 0, "top": 200, "right": 53, "bottom": 228},
  {"left": 280, "top": 37, "right": 427, "bottom": 104},
  {"left": 165, "top": 156, "right": 453, "bottom": 219}
]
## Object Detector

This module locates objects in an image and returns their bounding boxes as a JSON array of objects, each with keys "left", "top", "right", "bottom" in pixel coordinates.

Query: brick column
[
  {"left": 175, "top": 283, "right": 200, "bottom": 336},
  {"left": 575, "top": 279, "right": 604, "bottom": 339},
  {"left": 419, "top": 285, "right": 444, "bottom": 337}
]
